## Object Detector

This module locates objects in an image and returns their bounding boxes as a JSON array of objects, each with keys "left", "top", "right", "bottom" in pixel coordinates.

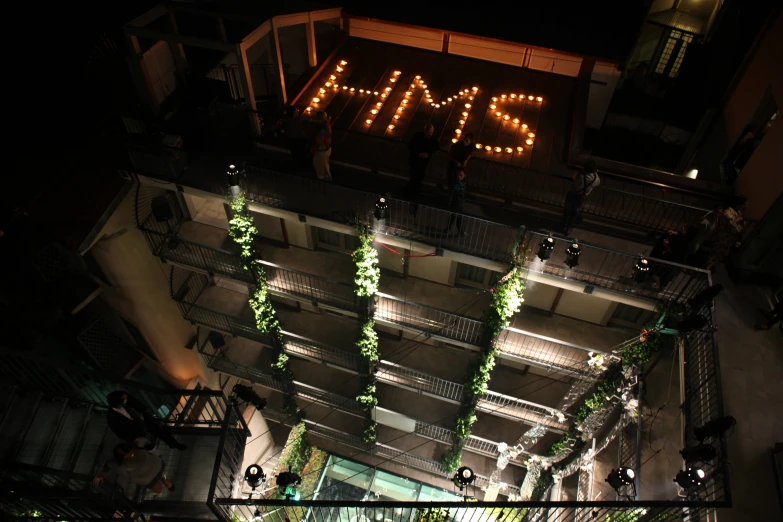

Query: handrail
[
  {"left": 504, "top": 326, "right": 595, "bottom": 354},
  {"left": 257, "top": 259, "right": 353, "bottom": 288},
  {"left": 375, "top": 291, "right": 482, "bottom": 320}
]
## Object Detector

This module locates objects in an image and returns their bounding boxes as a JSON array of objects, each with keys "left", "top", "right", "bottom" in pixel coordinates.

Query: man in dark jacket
[
  {"left": 407, "top": 124, "right": 440, "bottom": 206},
  {"left": 107, "top": 391, "right": 187, "bottom": 450}
]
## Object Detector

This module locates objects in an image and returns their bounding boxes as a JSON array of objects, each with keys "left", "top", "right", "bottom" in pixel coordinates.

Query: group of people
[
  {"left": 278, "top": 107, "right": 333, "bottom": 182},
  {"left": 93, "top": 391, "right": 188, "bottom": 494}
]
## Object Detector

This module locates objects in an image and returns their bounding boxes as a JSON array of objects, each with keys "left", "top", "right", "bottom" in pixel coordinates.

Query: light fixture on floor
[
  {"left": 605, "top": 467, "right": 635, "bottom": 492},
  {"left": 694, "top": 416, "right": 736, "bottom": 441},
  {"left": 374, "top": 198, "right": 388, "bottom": 221},
  {"left": 680, "top": 443, "right": 717, "bottom": 464},
  {"left": 537, "top": 236, "right": 555, "bottom": 261},
  {"left": 245, "top": 464, "right": 265, "bottom": 489},
  {"left": 633, "top": 256, "right": 650, "bottom": 283},
  {"left": 227, "top": 164, "right": 241, "bottom": 197},
  {"left": 253, "top": 508, "right": 263, "bottom": 521},
  {"left": 565, "top": 242, "right": 581, "bottom": 268},
  {"left": 674, "top": 467, "right": 705, "bottom": 490},
  {"left": 453, "top": 466, "right": 475, "bottom": 490}
]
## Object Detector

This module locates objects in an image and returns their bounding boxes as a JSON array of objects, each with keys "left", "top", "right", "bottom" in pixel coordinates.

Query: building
[{"left": 2, "top": 2, "right": 781, "bottom": 521}]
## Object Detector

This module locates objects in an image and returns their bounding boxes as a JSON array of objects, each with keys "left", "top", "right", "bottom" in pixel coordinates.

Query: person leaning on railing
[
  {"left": 562, "top": 159, "right": 600, "bottom": 235},
  {"left": 93, "top": 442, "right": 175, "bottom": 493}
]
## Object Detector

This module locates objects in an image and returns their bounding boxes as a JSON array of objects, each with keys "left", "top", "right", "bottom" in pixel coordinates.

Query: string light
[
  {"left": 406, "top": 91, "right": 412, "bottom": 96},
  {"left": 312, "top": 97, "right": 320, "bottom": 103},
  {"left": 528, "top": 132, "right": 535, "bottom": 138},
  {"left": 471, "top": 86, "right": 478, "bottom": 91},
  {"left": 371, "top": 109, "right": 378, "bottom": 114},
  {"left": 452, "top": 138, "right": 458, "bottom": 143},
  {"left": 340, "top": 60, "right": 347, "bottom": 66},
  {"left": 505, "top": 147, "right": 513, "bottom": 153},
  {"left": 305, "top": 107, "right": 312, "bottom": 112},
  {"left": 381, "top": 93, "right": 387, "bottom": 98},
  {"left": 343, "top": 86, "right": 348, "bottom": 90},
  {"left": 359, "top": 89, "right": 364, "bottom": 93},
  {"left": 517, "top": 146, "right": 523, "bottom": 152},
  {"left": 469, "top": 96, "right": 474, "bottom": 100},
  {"left": 333, "top": 84, "right": 339, "bottom": 89},
  {"left": 526, "top": 139, "right": 534, "bottom": 145},
  {"left": 491, "top": 97, "right": 498, "bottom": 102},
  {"left": 521, "top": 124, "right": 528, "bottom": 130},
  {"left": 325, "top": 82, "right": 332, "bottom": 87},
  {"left": 536, "top": 97, "right": 543, "bottom": 102},
  {"left": 503, "top": 114, "right": 510, "bottom": 120},
  {"left": 402, "top": 99, "right": 409, "bottom": 104},
  {"left": 494, "top": 146, "right": 501, "bottom": 152},
  {"left": 336, "top": 66, "right": 343, "bottom": 72},
  {"left": 373, "top": 91, "right": 379, "bottom": 95},
  {"left": 319, "top": 88, "right": 326, "bottom": 94},
  {"left": 512, "top": 118, "right": 520, "bottom": 124},
  {"left": 397, "top": 107, "right": 404, "bottom": 111},
  {"left": 390, "top": 78, "right": 397, "bottom": 83},
  {"left": 465, "top": 103, "right": 471, "bottom": 108},
  {"left": 476, "top": 143, "right": 483, "bottom": 149},
  {"left": 501, "top": 94, "right": 507, "bottom": 99},
  {"left": 422, "top": 84, "right": 427, "bottom": 88},
  {"left": 424, "top": 89, "right": 429, "bottom": 94},
  {"left": 385, "top": 87, "right": 392, "bottom": 92},
  {"left": 394, "top": 115, "right": 400, "bottom": 120},
  {"left": 447, "top": 97, "right": 453, "bottom": 102},
  {"left": 365, "top": 119, "right": 372, "bottom": 124},
  {"left": 394, "top": 70, "right": 401, "bottom": 75},
  {"left": 415, "top": 75, "right": 421, "bottom": 80},
  {"left": 330, "top": 75, "right": 336, "bottom": 80},
  {"left": 510, "top": 93, "right": 516, "bottom": 99},
  {"left": 435, "top": 104, "right": 441, "bottom": 108}
]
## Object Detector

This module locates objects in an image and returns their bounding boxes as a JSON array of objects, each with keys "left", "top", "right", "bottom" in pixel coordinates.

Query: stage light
[
  {"left": 606, "top": 467, "right": 635, "bottom": 491},
  {"left": 312, "top": 97, "right": 320, "bottom": 103},
  {"left": 536, "top": 97, "right": 543, "bottom": 102},
  {"left": 680, "top": 444, "right": 717, "bottom": 464},
  {"left": 388, "top": 124, "right": 395, "bottom": 130},
  {"left": 494, "top": 147, "right": 501, "bottom": 153},
  {"left": 505, "top": 147, "right": 512, "bottom": 153},
  {"left": 453, "top": 466, "right": 476, "bottom": 490},
  {"left": 565, "top": 243, "right": 581, "bottom": 268},
  {"left": 374, "top": 198, "right": 388, "bottom": 221},
  {"left": 227, "top": 164, "right": 240, "bottom": 189},
  {"left": 526, "top": 139, "right": 534, "bottom": 145},
  {"left": 517, "top": 146, "right": 523, "bottom": 153},
  {"left": 245, "top": 464, "right": 265, "bottom": 489},
  {"left": 674, "top": 468, "right": 705, "bottom": 490},
  {"left": 694, "top": 416, "right": 736, "bottom": 441},
  {"left": 633, "top": 257, "right": 650, "bottom": 283},
  {"left": 537, "top": 236, "right": 555, "bottom": 261}
]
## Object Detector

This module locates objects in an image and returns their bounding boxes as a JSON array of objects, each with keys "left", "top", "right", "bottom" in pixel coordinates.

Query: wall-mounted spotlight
[
  {"left": 679, "top": 443, "right": 717, "bottom": 464},
  {"left": 605, "top": 467, "right": 635, "bottom": 492},
  {"left": 537, "top": 236, "right": 555, "bottom": 261},
  {"left": 674, "top": 467, "right": 705, "bottom": 490},
  {"left": 633, "top": 256, "right": 650, "bottom": 283},
  {"left": 244, "top": 464, "right": 265, "bottom": 489},
  {"left": 227, "top": 164, "right": 241, "bottom": 197},
  {"left": 374, "top": 198, "right": 388, "bottom": 221},
  {"left": 565, "top": 243, "right": 581, "bottom": 268},
  {"left": 694, "top": 416, "right": 736, "bottom": 442},
  {"left": 453, "top": 466, "right": 475, "bottom": 490}
]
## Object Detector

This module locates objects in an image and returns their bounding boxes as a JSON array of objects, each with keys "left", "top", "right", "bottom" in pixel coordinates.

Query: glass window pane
[
  {"left": 368, "top": 469, "right": 421, "bottom": 501},
  {"left": 458, "top": 263, "right": 487, "bottom": 283},
  {"left": 317, "top": 227, "right": 342, "bottom": 247},
  {"left": 345, "top": 234, "right": 361, "bottom": 252}
]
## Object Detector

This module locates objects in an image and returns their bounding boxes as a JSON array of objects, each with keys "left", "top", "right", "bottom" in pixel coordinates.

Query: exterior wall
[
  {"left": 252, "top": 212, "right": 285, "bottom": 243},
  {"left": 183, "top": 193, "right": 230, "bottom": 229},
  {"left": 554, "top": 289, "right": 618, "bottom": 325},
  {"left": 587, "top": 62, "right": 622, "bottom": 128},
  {"left": 286, "top": 219, "right": 315, "bottom": 249},
  {"left": 521, "top": 280, "right": 560, "bottom": 312},
  {"left": 407, "top": 255, "right": 455, "bottom": 286},
  {"left": 88, "top": 187, "right": 205, "bottom": 384},
  {"left": 377, "top": 244, "right": 404, "bottom": 275},
  {"left": 692, "top": 14, "right": 783, "bottom": 219}
]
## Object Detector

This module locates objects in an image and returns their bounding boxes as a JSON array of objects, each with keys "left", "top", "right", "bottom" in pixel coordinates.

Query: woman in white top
[{"left": 93, "top": 443, "right": 175, "bottom": 493}]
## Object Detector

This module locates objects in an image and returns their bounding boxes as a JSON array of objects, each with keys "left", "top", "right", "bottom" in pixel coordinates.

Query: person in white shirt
[{"left": 563, "top": 158, "right": 600, "bottom": 235}]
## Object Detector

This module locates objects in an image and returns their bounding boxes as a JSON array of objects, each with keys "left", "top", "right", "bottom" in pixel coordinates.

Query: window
[
  {"left": 456, "top": 262, "right": 501, "bottom": 288},
  {"left": 315, "top": 226, "right": 360, "bottom": 252},
  {"left": 655, "top": 30, "right": 693, "bottom": 78}
]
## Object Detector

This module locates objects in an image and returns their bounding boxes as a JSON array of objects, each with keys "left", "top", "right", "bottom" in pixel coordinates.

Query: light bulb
[
  {"left": 371, "top": 109, "right": 378, "bottom": 114},
  {"left": 426, "top": 94, "right": 431, "bottom": 99},
  {"left": 455, "top": 129, "right": 462, "bottom": 134},
  {"left": 305, "top": 107, "right": 312, "bottom": 112},
  {"left": 465, "top": 103, "right": 471, "bottom": 108},
  {"left": 503, "top": 114, "right": 510, "bottom": 120},
  {"left": 526, "top": 139, "right": 533, "bottom": 145},
  {"left": 528, "top": 95, "right": 534, "bottom": 100},
  {"left": 491, "top": 97, "right": 498, "bottom": 102},
  {"left": 521, "top": 124, "right": 528, "bottom": 130},
  {"left": 447, "top": 97, "right": 453, "bottom": 102},
  {"left": 424, "top": 89, "right": 429, "bottom": 94},
  {"left": 510, "top": 93, "right": 516, "bottom": 99},
  {"left": 516, "top": 146, "right": 523, "bottom": 152},
  {"left": 373, "top": 91, "right": 379, "bottom": 95},
  {"left": 397, "top": 107, "right": 404, "bottom": 111},
  {"left": 435, "top": 104, "right": 441, "bottom": 108},
  {"left": 388, "top": 124, "right": 395, "bottom": 129},
  {"left": 505, "top": 147, "right": 512, "bottom": 153},
  {"left": 319, "top": 88, "right": 326, "bottom": 94},
  {"left": 312, "top": 97, "right": 320, "bottom": 103},
  {"left": 476, "top": 143, "right": 482, "bottom": 149},
  {"left": 419, "top": 80, "right": 424, "bottom": 84},
  {"left": 495, "top": 111, "right": 501, "bottom": 117},
  {"left": 366, "top": 119, "right": 372, "bottom": 124},
  {"left": 536, "top": 97, "right": 543, "bottom": 102},
  {"left": 494, "top": 147, "right": 501, "bottom": 152},
  {"left": 336, "top": 66, "right": 343, "bottom": 72},
  {"left": 513, "top": 118, "right": 520, "bottom": 124},
  {"left": 359, "top": 89, "right": 364, "bottom": 93},
  {"left": 459, "top": 90, "right": 464, "bottom": 95},
  {"left": 406, "top": 91, "right": 412, "bottom": 96},
  {"left": 528, "top": 132, "right": 535, "bottom": 138},
  {"left": 422, "top": 84, "right": 427, "bottom": 88},
  {"left": 333, "top": 84, "right": 339, "bottom": 89},
  {"left": 462, "top": 112, "right": 468, "bottom": 117},
  {"left": 469, "top": 96, "right": 474, "bottom": 100},
  {"left": 458, "top": 119, "right": 465, "bottom": 124},
  {"left": 343, "top": 86, "right": 348, "bottom": 90},
  {"left": 485, "top": 145, "right": 492, "bottom": 151},
  {"left": 415, "top": 75, "right": 421, "bottom": 80},
  {"left": 381, "top": 93, "right": 387, "bottom": 98}
]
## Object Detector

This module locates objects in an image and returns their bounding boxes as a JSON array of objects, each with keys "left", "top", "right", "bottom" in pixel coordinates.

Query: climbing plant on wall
[
  {"left": 352, "top": 223, "right": 380, "bottom": 444},
  {"left": 228, "top": 189, "right": 298, "bottom": 416},
  {"left": 442, "top": 265, "right": 526, "bottom": 473}
]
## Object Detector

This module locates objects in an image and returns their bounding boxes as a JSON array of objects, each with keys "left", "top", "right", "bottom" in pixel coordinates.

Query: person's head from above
[
  {"left": 584, "top": 159, "right": 598, "bottom": 174},
  {"left": 114, "top": 442, "right": 137, "bottom": 463},
  {"left": 424, "top": 124, "right": 434, "bottom": 138},
  {"left": 456, "top": 169, "right": 466, "bottom": 182},
  {"left": 285, "top": 105, "right": 299, "bottom": 118},
  {"left": 462, "top": 133, "right": 474, "bottom": 146},
  {"left": 313, "top": 111, "right": 329, "bottom": 124},
  {"left": 729, "top": 195, "right": 747, "bottom": 212},
  {"left": 107, "top": 391, "right": 128, "bottom": 409}
]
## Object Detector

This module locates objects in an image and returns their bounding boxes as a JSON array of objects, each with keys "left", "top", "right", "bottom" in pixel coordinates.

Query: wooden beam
[
  {"left": 236, "top": 45, "right": 260, "bottom": 136},
  {"left": 124, "top": 32, "right": 159, "bottom": 114},
  {"left": 125, "top": 25, "right": 234, "bottom": 52},
  {"left": 272, "top": 12, "right": 310, "bottom": 28},
  {"left": 306, "top": 12, "right": 317, "bottom": 67},
  {"left": 271, "top": 20, "right": 288, "bottom": 104},
  {"left": 240, "top": 20, "right": 271, "bottom": 52},
  {"left": 309, "top": 8, "right": 343, "bottom": 22},
  {"left": 127, "top": 4, "right": 168, "bottom": 27}
]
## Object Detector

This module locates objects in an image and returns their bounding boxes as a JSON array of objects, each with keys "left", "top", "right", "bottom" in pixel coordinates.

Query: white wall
[
  {"left": 554, "top": 289, "right": 618, "bottom": 325},
  {"left": 183, "top": 193, "right": 229, "bottom": 229},
  {"left": 448, "top": 34, "right": 526, "bottom": 67},
  {"left": 376, "top": 244, "right": 404, "bottom": 275},
  {"left": 526, "top": 48, "right": 582, "bottom": 77},
  {"left": 287, "top": 220, "right": 314, "bottom": 249},
  {"left": 407, "top": 256, "right": 455, "bottom": 285},
  {"left": 521, "top": 280, "right": 559, "bottom": 312},
  {"left": 252, "top": 212, "right": 285, "bottom": 243}
]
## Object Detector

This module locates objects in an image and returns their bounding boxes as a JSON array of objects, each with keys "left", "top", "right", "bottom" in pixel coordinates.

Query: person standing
[
  {"left": 406, "top": 124, "right": 440, "bottom": 207},
  {"left": 93, "top": 443, "right": 175, "bottom": 493},
  {"left": 311, "top": 111, "right": 332, "bottom": 181},
  {"left": 447, "top": 133, "right": 474, "bottom": 190},
  {"left": 107, "top": 391, "right": 187, "bottom": 451},
  {"left": 562, "top": 159, "right": 600, "bottom": 235},
  {"left": 278, "top": 106, "right": 309, "bottom": 173},
  {"left": 444, "top": 169, "right": 467, "bottom": 236},
  {"left": 702, "top": 196, "right": 746, "bottom": 271}
]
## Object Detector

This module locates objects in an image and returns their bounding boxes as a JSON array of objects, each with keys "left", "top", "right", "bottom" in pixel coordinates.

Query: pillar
[
  {"left": 271, "top": 20, "right": 288, "bottom": 104},
  {"left": 306, "top": 13, "right": 317, "bottom": 67}
]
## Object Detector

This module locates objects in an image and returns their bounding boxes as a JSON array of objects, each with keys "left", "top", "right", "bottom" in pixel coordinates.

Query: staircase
[{"left": 0, "top": 383, "right": 248, "bottom": 520}]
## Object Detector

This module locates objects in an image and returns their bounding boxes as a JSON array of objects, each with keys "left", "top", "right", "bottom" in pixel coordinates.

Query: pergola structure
[{"left": 123, "top": 3, "right": 342, "bottom": 133}]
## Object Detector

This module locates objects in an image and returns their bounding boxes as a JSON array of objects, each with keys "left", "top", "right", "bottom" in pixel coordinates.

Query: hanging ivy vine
[
  {"left": 352, "top": 223, "right": 380, "bottom": 443},
  {"left": 280, "top": 422, "right": 312, "bottom": 474},
  {"left": 442, "top": 265, "right": 526, "bottom": 473},
  {"left": 228, "top": 189, "right": 299, "bottom": 418}
]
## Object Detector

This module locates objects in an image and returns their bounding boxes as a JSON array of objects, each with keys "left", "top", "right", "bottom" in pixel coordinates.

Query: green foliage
[
  {"left": 576, "top": 379, "right": 616, "bottom": 422},
  {"left": 228, "top": 193, "right": 258, "bottom": 263},
  {"left": 454, "top": 406, "right": 477, "bottom": 440},
  {"left": 282, "top": 394, "right": 304, "bottom": 421},
  {"left": 356, "top": 320, "right": 379, "bottom": 362},
  {"left": 619, "top": 330, "right": 665, "bottom": 367},
  {"left": 280, "top": 422, "right": 312, "bottom": 474},
  {"left": 356, "top": 380, "right": 379, "bottom": 410},
  {"left": 352, "top": 225, "right": 380, "bottom": 298},
  {"left": 547, "top": 434, "right": 572, "bottom": 457},
  {"left": 531, "top": 468, "right": 554, "bottom": 500},
  {"left": 362, "top": 419, "right": 377, "bottom": 444},
  {"left": 464, "top": 349, "right": 497, "bottom": 397},
  {"left": 481, "top": 267, "right": 526, "bottom": 342},
  {"left": 417, "top": 508, "right": 450, "bottom": 522},
  {"left": 606, "top": 508, "right": 673, "bottom": 522},
  {"left": 441, "top": 445, "right": 463, "bottom": 474},
  {"left": 271, "top": 349, "right": 293, "bottom": 381},
  {"left": 248, "top": 262, "right": 282, "bottom": 335}
]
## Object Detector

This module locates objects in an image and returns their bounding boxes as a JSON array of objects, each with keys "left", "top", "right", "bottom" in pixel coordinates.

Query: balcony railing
[{"left": 260, "top": 260, "right": 358, "bottom": 313}]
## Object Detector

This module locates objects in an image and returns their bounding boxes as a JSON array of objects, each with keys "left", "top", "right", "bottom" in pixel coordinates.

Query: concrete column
[
  {"left": 306, "top": 13, "right": 317, "bottom": 67},
  {"left": 271, "top": 20, "right": 288, "bottom": 104}
]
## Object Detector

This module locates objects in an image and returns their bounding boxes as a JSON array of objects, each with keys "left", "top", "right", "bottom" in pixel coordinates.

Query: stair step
[
  {"left": 72, "top": 413, "right": 114, "bottom": 476},
  {"left": 0, "top": 392, "right": 42, "bottom": 461},
  {"left": 46, "top": 405, "right": 92, "bottom": 471},
  {"left": 16, "top": 399, "right": 68, "bottom": 466}
]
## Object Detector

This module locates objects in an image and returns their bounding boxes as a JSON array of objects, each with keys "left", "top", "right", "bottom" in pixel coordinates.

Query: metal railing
[
  {"left": 478, "top": 391, "right": 568, "bottom": 432},
  {"left": 522, "top": 230, "right": 711, "bottom": 303},
  {"left": 378, "top": 360, "right": 463, "bottom": 404},
  {"left": 498, "top": 327, "right": 594, "bottom": 376},
  {"left": 259, "top": 260, "right": 358, "bottom": 312},
  {"left": 207, "top": 404, "right": 250, "bottom": 521},
  {"left": 375, "top": 293, "right": 484, "bottom": 345}
]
